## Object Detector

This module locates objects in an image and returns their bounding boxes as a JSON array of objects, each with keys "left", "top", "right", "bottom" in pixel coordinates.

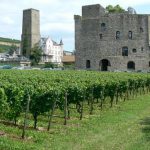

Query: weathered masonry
[
  {"left": 74, "top": 4, "right": 150, "bottom": 71},
  {"left": 21, "top": 8, "right": 40, "bottom": 58}
]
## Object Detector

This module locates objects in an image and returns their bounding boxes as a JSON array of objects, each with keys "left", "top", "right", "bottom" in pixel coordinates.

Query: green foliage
[
  {"left": 22, "top": 35, "right": 29, "bottom": 56},
  {"left": 0, "top": 70, "right": 150, "bottom": 129},
  {"left": 8, "top": 45, "right": 18, "bottom": 56},
  {"left": 44, "top": 62, "right": 58, "bottom": 68},
  {"left": 0, "top": 88, "right": 9, "bottom": 118},
  {"left": 63, "top": 64, "right": 75, "bottom": 70},
  {"left": 106, "top": 5, "right": 125, "bottom": 13},
  {"left": 0, "top": 37, "right": 20, "bottom": 53},
  {"left": 1, "top": 93, "right": 150, "bottom": 149},
  {"left": 0, "top": 45, "right": 11, "bottom": 53},
  {"left": 30, "top": 44, "right": 42, "bottom": 66},
  {"left": 30, "top": 89, "right": 58, "bottom": 128},
  {"left": 5, "top": 86, "right": 25, "bottom": 124},
  {"left": 0, "top": 37, "right": 20, "bottom": 44}
]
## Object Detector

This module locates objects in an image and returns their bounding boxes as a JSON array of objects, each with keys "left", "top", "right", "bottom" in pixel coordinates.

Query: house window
[
  {"left": 86, "top": 60, "right": 91, "bottom": 69},
  {"left": 116, "top": 31, "right": 120, "bottom": 39},
  {"left": 132, "top": 49, "right": 137, "bottom": 53},
  {"left": 149, "top": 61, "right": 150, "bottom": 67},
  {"left": 101, "top": 23, "right": 106, "bottom": 31},
  {"left": 122, "top": 47, "right": 128, "bottom": 56},
  {"left": 128, "top": 31, "right": 132, "bottom": 39},
  {"left": 99, "top": 34, "right": 103, "bottom": 39}
]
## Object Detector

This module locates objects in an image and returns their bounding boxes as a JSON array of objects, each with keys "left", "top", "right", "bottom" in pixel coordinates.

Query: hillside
[
  {"left": 0, "top": 37, "right": 20, "bottom": 44},
  {"left": 0, "top": 37, "right": 21, "bottom": 53},
  {"left": 0, "top": 45, "right": 11, "bottom": 53}
]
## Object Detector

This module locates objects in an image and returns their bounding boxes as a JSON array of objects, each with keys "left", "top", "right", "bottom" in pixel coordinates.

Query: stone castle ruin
[
  {"left": 21, "top": 8, "right": 40, "bottom": 58},
  {"left": 74, "top": 4, "right": 150, "bottom": 71}
]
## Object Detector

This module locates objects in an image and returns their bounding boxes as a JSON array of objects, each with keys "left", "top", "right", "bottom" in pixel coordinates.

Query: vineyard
[{"left": 0, "top": 70, "right": 150, "bottom": 141}]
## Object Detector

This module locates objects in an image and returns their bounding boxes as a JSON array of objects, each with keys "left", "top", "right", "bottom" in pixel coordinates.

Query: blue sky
[{"left": 0, "top": 0, "right": 150, "bottom": 51}]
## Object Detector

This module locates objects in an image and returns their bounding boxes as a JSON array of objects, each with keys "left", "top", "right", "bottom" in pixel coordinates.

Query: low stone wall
[{"left": 0, "top": 41, "right": 20, "bottom": 47}]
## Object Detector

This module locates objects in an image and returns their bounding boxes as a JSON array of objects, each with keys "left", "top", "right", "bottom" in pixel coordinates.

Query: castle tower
[
  {"left": 75, "top": 4, "right": 150, "bottom": 71},
  {"left": 21, "top": 8, "right": 40, "bottom": 57}
]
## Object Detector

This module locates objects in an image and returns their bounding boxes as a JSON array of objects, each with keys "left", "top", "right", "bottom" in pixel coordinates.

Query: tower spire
[{"left": 60, "top": 39, "right": 63, "bottom": 45}]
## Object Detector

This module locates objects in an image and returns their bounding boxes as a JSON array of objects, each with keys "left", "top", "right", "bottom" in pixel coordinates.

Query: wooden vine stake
[
  {"left": 110, "top": 96, "right": 114, "bottom": 108},
  {"left": 80, "top": 92, "right": 85, "bottom": 120},
  {"left": 100, "top": 90, "right": 104, "bottom": 110},
  {"left": 90, "top": 88, "right": 94, "bottom": 115},
  {"left": 22, "top": 94, "right": 30, "bottom": 139},
  {"left": 47, "top": 99, "right": 56, "bottom": 131},
  {"left": 64, "top": 92, "right": 68, "bottom": 125},
  {"left": 116, "top": 90, "right": 119, "bottom": 104}
]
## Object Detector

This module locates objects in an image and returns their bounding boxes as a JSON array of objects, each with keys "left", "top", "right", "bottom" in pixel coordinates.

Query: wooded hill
[{"left": 0, "top": 37, "right": 20, "bottom": 53}]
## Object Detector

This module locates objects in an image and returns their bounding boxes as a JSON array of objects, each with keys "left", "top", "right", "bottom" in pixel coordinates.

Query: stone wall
[
  {"left": 21, "top": 8, "right": 40, "bottom": 57},
  {"left": 75, "top": 4, "right": 150, "bottom": 71}
]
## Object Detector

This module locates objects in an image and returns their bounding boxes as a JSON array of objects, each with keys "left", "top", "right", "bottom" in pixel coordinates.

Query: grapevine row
[{"left": 0, "top": 70, "right": 150, "bottom": 138}]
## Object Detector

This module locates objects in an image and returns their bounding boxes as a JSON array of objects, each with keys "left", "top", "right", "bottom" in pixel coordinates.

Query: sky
[{"left": 0, "top": 0, "right": 150, "bottom": 51}]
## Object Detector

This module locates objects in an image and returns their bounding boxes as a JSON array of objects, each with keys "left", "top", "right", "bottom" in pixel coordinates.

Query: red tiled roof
[{"left": 62, "top": 55, "right": 75, "bottom": 62}]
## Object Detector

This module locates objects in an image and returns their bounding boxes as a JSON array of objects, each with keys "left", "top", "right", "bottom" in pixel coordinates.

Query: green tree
[
  {"left": 22, "top": 35, "right": 29, "bottom": 56},
  {"left": 106, "top": 5, "right": 125, "bottom": 13},
  {"left": 45, "top": 62, "right": 58, "bottom": 68},
  {"left": 8, "top": 44, "right": 18, "bottom": 56},
  {"left": 30, "top": 44, "right": 42, "bottom": 66}
]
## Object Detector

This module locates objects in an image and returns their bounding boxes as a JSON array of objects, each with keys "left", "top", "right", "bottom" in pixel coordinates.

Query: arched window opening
[
  {"left": 86, "top": 60, "right": 91, "bottom": 69},
  {"left": 99, "top": 34, "right": 103, "bottom": 39},
  {"left": 101, "top": 23, "right": 106, "bottom": 31},
  {"left": 132, "top": 48, "right": 137, "bottom": 53},
  {"left": 99, "top": 59, "right": 111, "bottom": 71},
  {"left": 141, "top": 47, "right": 144, "bottom": 52},
  {"left": 122, "top": 47, "right": 128, "bottom": 56},
  {"left": 116, "top": 31, "right": 120, "bottom": 39},
  {"left": 140, "top": 27, "right": 144, "bottom": 32},
  {"left": 127, "top": 61, "right": 135, "bottom": 70},
  {"left": 128, "top": 31, "right": 132, "bottom": 39}
]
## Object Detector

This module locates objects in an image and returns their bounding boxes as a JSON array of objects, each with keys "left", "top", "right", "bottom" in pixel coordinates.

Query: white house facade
[{"left": 40, "top": 37, "right": 63, "bottom": 64}]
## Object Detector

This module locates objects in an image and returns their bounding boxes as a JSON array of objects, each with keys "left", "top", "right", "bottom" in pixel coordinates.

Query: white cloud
[
  {"left": 36, "top": 0, "right": 59, "bottom": 5},
  {"left": 1, "top": 16, "right": 14, "bottom": 25},
  {"left": 41, "top": 22, "right": 74, "bottom": 33},
  {"left": 41, "top": 12, "right": 73, "bottom": 23}
]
